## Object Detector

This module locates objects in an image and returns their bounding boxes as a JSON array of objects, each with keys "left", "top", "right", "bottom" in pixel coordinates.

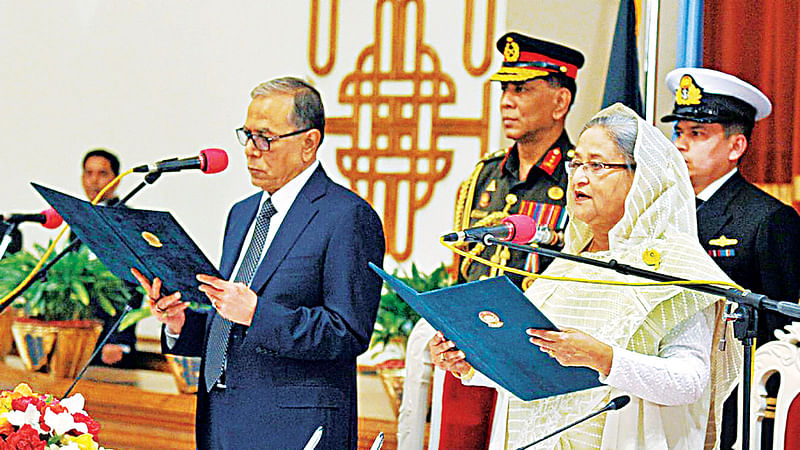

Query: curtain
[{"left": 703, "top": 0, "right": 800, "bottom": 210}]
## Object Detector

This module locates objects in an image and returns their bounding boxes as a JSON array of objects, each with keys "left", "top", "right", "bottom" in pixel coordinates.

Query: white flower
[
  {"left": 3, "top": 403, "right": 44, "bottom": 433},
  {"left": 43, "top": 408, "right": 88, "bottom": 435},
  {"left": 60, "top": 393, "right": 86, "bottom": 415}
]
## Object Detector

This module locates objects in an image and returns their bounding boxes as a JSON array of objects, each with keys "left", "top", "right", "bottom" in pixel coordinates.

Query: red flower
[
  {"left": 4, "top": 424, "right": 45, "bottom": 450},
  {"left": 46, "top": 403, "right": 67, "bottom": 415},
  {"left": 73, "top": 413, "right": 101, "bottom": 439},
  {"left": 11, "top": 397, "right": 45, "bottom": 413}
]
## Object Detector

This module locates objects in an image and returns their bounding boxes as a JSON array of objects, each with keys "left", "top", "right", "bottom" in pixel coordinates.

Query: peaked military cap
[
  {"left": 661, "top": 68, "right": 772, "bottom": 125},
  {"left": 490, "top": 32, "right": 585, "bottom": 83}
]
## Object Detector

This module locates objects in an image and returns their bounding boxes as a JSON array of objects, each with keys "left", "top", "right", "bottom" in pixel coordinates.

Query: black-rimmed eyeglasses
[
  {"left": 565, "top": 160, "right": 636, "bottom": 176},
  {"left": 235, "top": 127, "right": 311, "bottom": 152}
]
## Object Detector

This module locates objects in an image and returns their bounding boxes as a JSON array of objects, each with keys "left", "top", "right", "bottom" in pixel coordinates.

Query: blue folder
[
  {"left": 369, "top": 262, "right": 602, "bottom": 401},
  {"left": 33, "top": 183, "right": 220, "bottom": 305}
]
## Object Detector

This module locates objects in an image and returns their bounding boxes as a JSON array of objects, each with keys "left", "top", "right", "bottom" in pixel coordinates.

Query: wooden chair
[{"left": 749, "top": 322, "right": 800, "bottom": 449}]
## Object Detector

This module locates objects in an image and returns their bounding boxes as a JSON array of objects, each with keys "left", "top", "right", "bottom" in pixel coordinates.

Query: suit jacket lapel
[
  {"left": 220, "top": 194, "right": 260, "bottom": 279},
  {"left": 697, "top": 172, "right": 745, "bottom": 244},
  {"left": 248, "top": 166, "right": 328, "bottom": 294}
]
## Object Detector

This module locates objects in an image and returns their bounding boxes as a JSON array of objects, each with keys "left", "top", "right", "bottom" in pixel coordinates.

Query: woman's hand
[
  {"left": 527, "top": 327, "right": 613, "bottom": 376},
  {"left": 428, "top": 331, "right": 473, "bottom": 377},
  {"left": 131, "top": 268, "right": 188, "bottom": 335}
]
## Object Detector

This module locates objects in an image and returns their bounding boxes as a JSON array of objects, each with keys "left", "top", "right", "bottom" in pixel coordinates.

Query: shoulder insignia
[
  {"left": 539, "top": 147, "right": 563, "bottom": 176},
  {"left": 481, "top": 148, "right": 508, "bottom": 163},
  {"left": 486, "top": 179, "right": 497, "bottom": 192},
  {"left": 709, "top": 235, "right": 738, "bottom": 247}
]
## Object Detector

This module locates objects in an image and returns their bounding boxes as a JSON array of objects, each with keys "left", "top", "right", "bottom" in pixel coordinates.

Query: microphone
[
  {"left": 442, "top": 214, "right": 535, "bottom": 245},
  {"left": 2, "top": 208, "right": 63, "bottom": 229},
  {"left": 442, "top": 214, "right": 563, "bottom": 246},
  {"left": 132, "top": 148, "right": 228, "bottom": 174},
  {"left": 516, "top": 395, "right": 630, "bottom": 450}
]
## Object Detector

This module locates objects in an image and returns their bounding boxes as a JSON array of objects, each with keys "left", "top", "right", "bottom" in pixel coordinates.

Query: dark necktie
[{"left": 204, "top": 198, "right": 277, "bottom": 391}]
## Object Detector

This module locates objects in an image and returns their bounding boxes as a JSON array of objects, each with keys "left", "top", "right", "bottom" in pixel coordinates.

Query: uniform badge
[
  {"left": 503, "top": 37, "right": 520, "bottom": 63},
  {"left": 566, "top": 149, "right": 575, "bottom": 159},
  {"left": 486, "top": 179, "right": 497, "bottom": 192},
  {"left": 547, "top": 186, "right": 564, "bottom": 201},
  {"left": 141, "top": 231, "right": 163, "bottom": 248},
  {"left": 478, "top": 310, "right": 504, "bottom": 328},
  {"left": 709, "top": 235, "right": 738, "bottom": 247},
  {"left": 642, "top": 248, "right": 661, "bottom": 270},
  {"left": 479, "top": 192, "right": 491, "bottom": 208},
  {"left": 676, "top": 75, "right": 703, "bottom": 106},
  {"left": 505, "top": 193, "right": 519, "bottom": 207}
]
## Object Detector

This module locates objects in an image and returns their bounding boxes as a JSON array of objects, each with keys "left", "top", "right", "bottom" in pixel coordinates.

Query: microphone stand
[
  {"left": 0, "top": 221, "right": 19, "bottom": 259},
  {"left": 0, "top": 170, "right": 164, "bottom": 396},
  {"left": 483, "top": 236, "right": 800, "bottom": 450}
]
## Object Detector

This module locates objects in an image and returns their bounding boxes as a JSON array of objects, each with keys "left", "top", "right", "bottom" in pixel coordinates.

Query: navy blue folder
[
  {"left": 33, "top": 183, "right": 220, "bottom": 305},
  {"left": 370, "top": 262, "right": 602, "bottom": 401}
]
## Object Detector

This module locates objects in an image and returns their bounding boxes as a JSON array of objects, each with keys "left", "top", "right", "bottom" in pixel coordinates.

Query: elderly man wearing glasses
[{"left": 132, "top": 77, "right": 385, "bottom": 450}]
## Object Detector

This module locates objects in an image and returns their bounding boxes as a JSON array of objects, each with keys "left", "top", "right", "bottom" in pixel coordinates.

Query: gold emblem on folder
[
  {"left": 141, "top": 231, "right": 163, "bottom": 248},
  {"left": 709, "top": 235, "right": 738, "bottom": 247},
  {"left": 478, "top": 310, "right": 504, "bottom": 328}
]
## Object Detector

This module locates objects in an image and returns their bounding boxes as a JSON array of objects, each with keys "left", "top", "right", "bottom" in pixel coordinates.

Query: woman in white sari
[{"left": 430, "top": 104, "right": 742, "bottom": 449}]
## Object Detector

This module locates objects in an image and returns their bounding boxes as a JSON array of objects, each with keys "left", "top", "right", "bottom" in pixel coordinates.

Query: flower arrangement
[{"left": 0, "top": 383, "right": 104, "bottom": 450}]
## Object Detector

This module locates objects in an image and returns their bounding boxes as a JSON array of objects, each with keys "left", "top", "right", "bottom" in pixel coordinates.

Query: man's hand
[
  {"left": 428, "top": 331, "right": 473, "bottom": 377},
  {"left": 101, "top": 344, "right": 125, "bottom": 365},
  {"left": 130, "top": 268, "right": 188, "bottom": 335},
  {"left": 196, "top": 274, "right": 258, "bottom": 326}
]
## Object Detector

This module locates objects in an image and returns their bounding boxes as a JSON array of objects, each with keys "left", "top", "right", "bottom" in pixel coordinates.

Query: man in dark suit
[
  {"left": 79, "top": 148, "right": 139, "bottom": 367},
  {"left": 132, "top": 77, "right": 385, "bottom": 449},
  {"left": 661, "top": 68, "right": 800, "bottom": 450}
]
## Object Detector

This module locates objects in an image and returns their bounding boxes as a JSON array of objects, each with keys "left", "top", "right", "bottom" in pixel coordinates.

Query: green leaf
[
  {"left": 71, "top": 280, "right": 91, "bottom": 306},
  {"left": 119, "top": 308, "right": 151, "bottom": 331}
]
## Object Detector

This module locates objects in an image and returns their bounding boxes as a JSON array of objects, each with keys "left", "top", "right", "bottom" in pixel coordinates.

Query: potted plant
[
  {"left": 0, "top": 244, "right": 134, "bottom": 378},
  {"left": 365, "top": 263, "right": 452, "bottom": 416}
]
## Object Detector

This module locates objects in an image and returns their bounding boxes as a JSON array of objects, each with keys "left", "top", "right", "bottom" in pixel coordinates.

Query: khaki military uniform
[{"left": 454, "top": 132, "right": 572, "bottom": 289}]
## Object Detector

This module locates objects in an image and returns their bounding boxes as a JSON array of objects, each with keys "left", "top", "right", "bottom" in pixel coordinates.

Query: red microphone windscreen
[
  {"left": 502, "top": 214, "right": 536, "bottom": 244},
  {"left": 199, "top": 148, "right": 228, "bottom": 174},
  {"left": 41, "top": 208, "right": 63, "bottom": 229}
]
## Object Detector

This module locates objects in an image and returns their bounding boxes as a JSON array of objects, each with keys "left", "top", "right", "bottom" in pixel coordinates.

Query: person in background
[
  {"left": 79, "top": 148, "right": 139, "bottom": 367},
  {"left": 661, "top": 67, "right": 800, "bottom": 450}
]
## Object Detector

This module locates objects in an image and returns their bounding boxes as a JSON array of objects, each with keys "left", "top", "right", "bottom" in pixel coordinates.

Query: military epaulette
[{"left": 479, "top": 148, "right": 508, "bottom": 164}]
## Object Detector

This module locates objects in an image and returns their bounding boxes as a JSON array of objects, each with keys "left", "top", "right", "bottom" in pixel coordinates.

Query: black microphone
[
  {"left": 516, "top": 395, "right": 630, "bottom": 450},
  {"left": 132, "top": 148, "right": 228, "bottom": 174},
  {"left": 2, "top": 208, "right": 63, "bottom": 229},
  {"left": 442, "top": 215, "right": 536, "bottom": 245}
]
